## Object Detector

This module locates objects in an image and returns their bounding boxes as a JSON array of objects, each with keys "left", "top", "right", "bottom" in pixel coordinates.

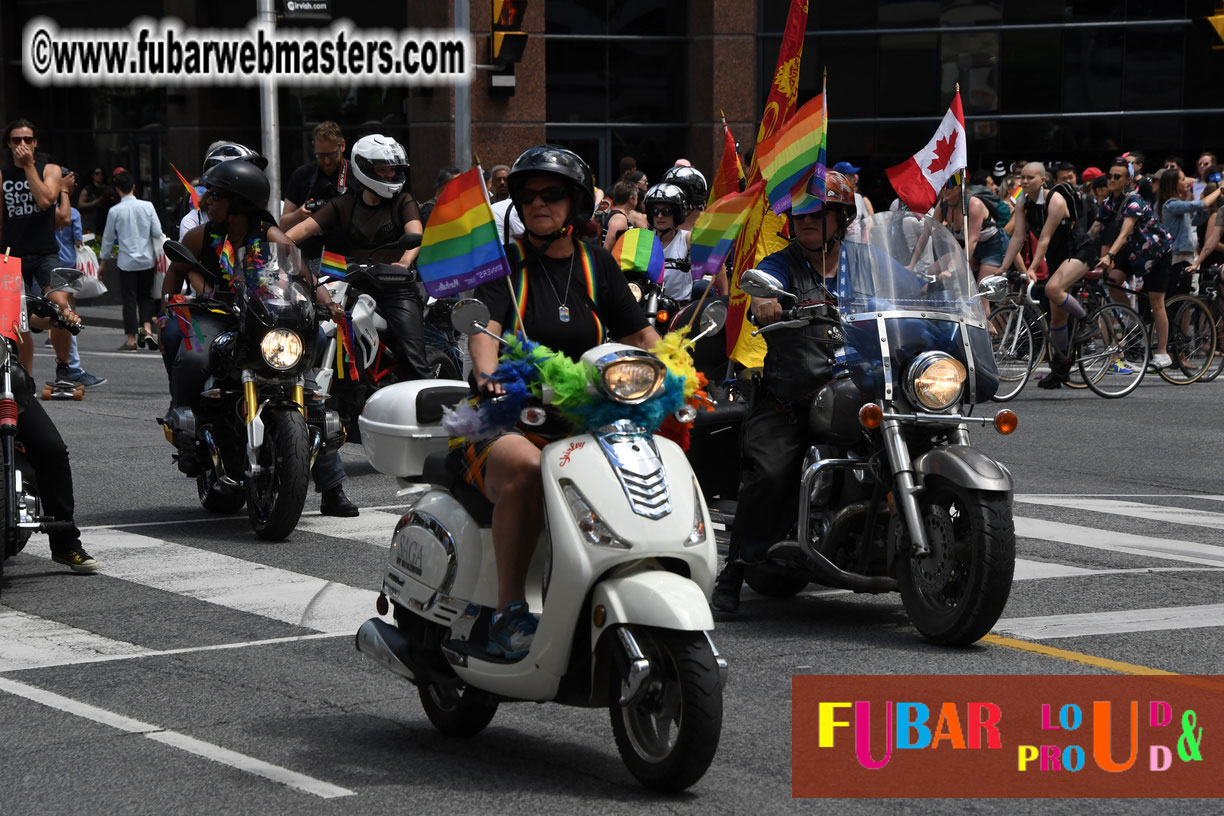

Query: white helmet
[
  {"left": 351, "top": 134, "right": 408, "bottom": 199},
  {"left": 202, "top": 142, "right": 259, "bottom": 175}
]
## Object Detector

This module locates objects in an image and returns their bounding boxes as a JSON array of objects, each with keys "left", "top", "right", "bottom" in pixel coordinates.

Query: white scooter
[{"left": 355, "top": 299, "right": 728, "bottom": 792}]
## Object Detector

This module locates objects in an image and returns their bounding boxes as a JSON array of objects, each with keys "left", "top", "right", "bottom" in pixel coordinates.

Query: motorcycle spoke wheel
[
  {"left": 609, "top": 628, "right": 722, "bottom": 793},
  {"left": 896, "top": 478, "right": 1015, "bottom": 646},
  {"left": 246, "top": 410, "right": 311, "bottom": 540},
  {"left": 1158, "top": 296, "right": 1215, "bottom": 384}
]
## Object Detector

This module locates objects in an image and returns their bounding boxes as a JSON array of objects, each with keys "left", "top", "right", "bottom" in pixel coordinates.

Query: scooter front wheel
[
  {"left": 418, "top": 683, "right": 499, "bottom": 737},
  {"left": 609, "top": 628, "right": 722, "bottom": 793}
]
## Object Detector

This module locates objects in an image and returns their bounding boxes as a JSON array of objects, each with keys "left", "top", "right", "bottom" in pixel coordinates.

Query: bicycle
[
  {"left": 988, "top": 277, "right": 1048, "bottom": 401},
  {"left": 1117, "top": 272, "right": 1216, "bottom": 385},
  {"left": 1056, "top": 270, "right": 1151, "bottom": 399},
  {"left": 1190, "top": 263, "right": 1224, "bottom": 383}
]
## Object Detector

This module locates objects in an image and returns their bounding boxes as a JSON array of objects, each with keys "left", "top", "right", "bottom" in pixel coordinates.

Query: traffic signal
[{"left": 491, "top": 0, "right": 528, "bottom": 65}]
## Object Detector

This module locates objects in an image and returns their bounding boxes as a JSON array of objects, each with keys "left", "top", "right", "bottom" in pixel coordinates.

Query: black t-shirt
[
  {"left": 476, "top": 241, "right": 648, "bottom": 362},
  {"left": 285, "top": 160, "right": 349, "bottom": 262},
  {"left": 1, "top": 162, "right": 58, "bottom": 257},
  {"left": 311, "top": 190, "right": 422, "bottom": 264}
]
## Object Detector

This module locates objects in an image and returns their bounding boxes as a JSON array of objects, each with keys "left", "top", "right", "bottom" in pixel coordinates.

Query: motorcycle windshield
[
  {"left": 239, "top": 241, "right": 314, "bottom": 327},
  {"left": 836, "top": 211, "right": 998, "bottom": 403}
]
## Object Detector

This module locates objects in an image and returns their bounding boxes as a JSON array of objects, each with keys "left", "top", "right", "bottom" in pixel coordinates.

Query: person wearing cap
[
  {"left": 833, "top": 161, "right": 874, "bottom": 242},
  {"left": 712, "top": 171, "right": 859, "bottom": 613}
]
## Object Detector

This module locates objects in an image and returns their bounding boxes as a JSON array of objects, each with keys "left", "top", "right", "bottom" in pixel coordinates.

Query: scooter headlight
[
  {"left": 904, "top": 352, "right": 966, "bottom": 412},
  {"left": 597, "top": 354, "right": 666, "bottom": 404},
  {"left": 627, "top": 281, "right": 643, "bottom": 302},
  {"left": 561, "top": 480, "right": 630, "bottom": 549},
  {"left": 260, "top": 329, "right": 304, "bottom": 371}
]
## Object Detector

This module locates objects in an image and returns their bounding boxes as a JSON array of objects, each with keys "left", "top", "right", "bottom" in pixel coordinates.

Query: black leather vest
[{"left": 761, "top": 243, "right": 837, "bottom": 403}]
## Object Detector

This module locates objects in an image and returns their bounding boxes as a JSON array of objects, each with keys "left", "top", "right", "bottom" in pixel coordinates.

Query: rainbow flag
[
  {"left": 757, "top": 92, "right": 827, "bottom": 215},
  {"left": 707, "top": 121, "right": 743, "bottom": 206},
  {"left": 610, "top": 228, "right": 665, "bottom": 284},
  {"left": 320, "top": 250, "right": 348, "bottom": 279},
  {"left": 691, "top": 181, "right": 765, "bottom": 281},
  {"left": 170, "top": 162, "right": 201, "bottom": 210},
  {"left": 417, "top": 167, "right": 511, "bottom": 297}
]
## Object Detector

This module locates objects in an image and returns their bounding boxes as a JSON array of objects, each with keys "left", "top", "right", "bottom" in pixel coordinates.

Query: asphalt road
[{"left": 2, "top": 323, "right": 1223, "bottom": 814}]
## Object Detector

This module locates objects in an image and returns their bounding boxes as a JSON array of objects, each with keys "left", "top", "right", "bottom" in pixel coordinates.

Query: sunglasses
[
  {"left": 513, "top": 186, "right": 568, "bottom": 206},
  {"left": 647, "top": 206, "right": 675, "bottom": 218},
  {"left": 314, "top": 150, "right": 341, "bottom": 160},
  {"left": 8, "top": 136, "right": 34, "bottom": 145},
  {"left": 1107, "top": 172, "right": 1127, "bottom": 180}
]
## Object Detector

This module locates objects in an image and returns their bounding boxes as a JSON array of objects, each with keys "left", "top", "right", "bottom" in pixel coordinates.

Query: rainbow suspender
[{"left": 510, "top": 241, "right": 602, "bottom": 343}]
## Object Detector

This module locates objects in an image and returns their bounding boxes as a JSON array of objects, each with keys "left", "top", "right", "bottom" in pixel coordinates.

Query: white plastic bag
[
  {"left": 73, "top": 243, "right": 107, "bottom": 299},
  {"left": 151, "top": 235, "right": 169, "bottom": 299}
]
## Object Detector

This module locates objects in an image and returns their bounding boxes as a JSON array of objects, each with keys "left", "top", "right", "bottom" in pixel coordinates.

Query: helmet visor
[{"left": 355, "top": 155, "right": 406, "bottom": 186}]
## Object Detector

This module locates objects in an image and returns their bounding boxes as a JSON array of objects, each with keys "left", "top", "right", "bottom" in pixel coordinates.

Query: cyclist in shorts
[{"left": 999, "top": 162, "right": 1097, "bottom": 388}]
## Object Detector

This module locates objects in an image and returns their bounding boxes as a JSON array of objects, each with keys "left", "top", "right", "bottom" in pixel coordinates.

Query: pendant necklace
[{"left": 539, "top": 251, "right": 577, "bottom": 322}]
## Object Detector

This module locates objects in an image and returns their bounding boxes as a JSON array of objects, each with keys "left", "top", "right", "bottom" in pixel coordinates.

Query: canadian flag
[{"left": 885, "top": 92, "right": 968, "bottom": 215}]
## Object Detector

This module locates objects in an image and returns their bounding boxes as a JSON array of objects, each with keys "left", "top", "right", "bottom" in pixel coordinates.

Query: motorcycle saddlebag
[
  {"left": 808, "top": 376, "right": 868, "bottom": 447},
  {"left": 358, "top": 380, "right": 469, "bottom": 478}
]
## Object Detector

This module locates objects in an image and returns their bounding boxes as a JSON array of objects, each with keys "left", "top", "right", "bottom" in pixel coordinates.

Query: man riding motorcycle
[{"left": 712, "top": 170, "right": 858, "bottom": 613}]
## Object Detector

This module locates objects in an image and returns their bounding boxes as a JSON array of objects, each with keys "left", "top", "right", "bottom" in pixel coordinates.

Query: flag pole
[
  {"left": 820, "top": 68, "right": 829, "bottom": 290},
  {"left": 956, "top": 85, "right": 972, "bottom": 291}
]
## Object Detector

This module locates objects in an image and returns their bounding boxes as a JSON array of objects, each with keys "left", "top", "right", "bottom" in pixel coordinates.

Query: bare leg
[
  {"left": 18, "top": 331, "right": 33, "bottom": 373},
  {"left": 481, "top": 434, "right": 544, "bottom": 610},
  {"left": 50, "top": 328, "right": 72, "bottom": 365},
  {"left": 1149, "top": 291, "right": 1168, "bottom": 355}
]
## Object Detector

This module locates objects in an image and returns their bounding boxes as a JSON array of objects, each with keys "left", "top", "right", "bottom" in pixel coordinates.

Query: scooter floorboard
[{"left": 443, "top": 637, "right": 521, "bottom": 665}]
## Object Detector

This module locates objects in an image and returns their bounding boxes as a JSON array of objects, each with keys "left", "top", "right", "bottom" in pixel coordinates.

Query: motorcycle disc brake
[{"left": 910, "top": 505, "right": 957, "bottom": 597}]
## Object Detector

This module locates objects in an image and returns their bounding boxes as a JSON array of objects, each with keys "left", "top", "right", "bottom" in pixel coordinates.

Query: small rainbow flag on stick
[
  {"left": 417, "top": 167, "right": 511, "bottom": 297},
  {"left": 610, "top": 228, "right": 665, "bottom": 284},
  {"left": 756, "top": 92, "right": 827, "bottom": 215},
  {"left": 320, "top": 250, "right": 347, "bottom": 279},
  {"left": 707, "top": 117, "right": 744, "bottom": 206},
  {"left": 690, "top": 181, "right": 765, "bottom": 281},
  {"left": 170, "top": 162, "right": 201, "bottom": 210}
]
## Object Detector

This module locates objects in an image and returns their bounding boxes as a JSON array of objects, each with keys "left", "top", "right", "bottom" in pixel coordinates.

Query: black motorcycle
[
  {"left": 734, "top": 210, "right": 1019, "bottom": 646},
  {"left": 159, "top": 240, "right": 341, "bottom": 540}
]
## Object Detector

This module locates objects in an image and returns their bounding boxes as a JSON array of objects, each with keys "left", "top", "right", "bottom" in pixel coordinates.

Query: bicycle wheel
[
  {"left": 988, "top": 304, "right": 1034, "bottom": 401},
  {"left": 1159, "top": 295, "right": 1215, "bottom": 384},
  {"left": 1079, "top": 303, "right": 1149, "bottom": 398},
  {"left": 1199, "top": 296, "right": 1224, "bottom": 383},
  {"left": 1025, "top": 303, "right": 1049, "bottom": 373}
]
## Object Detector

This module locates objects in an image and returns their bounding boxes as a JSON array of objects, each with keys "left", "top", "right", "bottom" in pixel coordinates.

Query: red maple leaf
[{"left": 926, "top": 130, "right": 959, "bottom": 175}]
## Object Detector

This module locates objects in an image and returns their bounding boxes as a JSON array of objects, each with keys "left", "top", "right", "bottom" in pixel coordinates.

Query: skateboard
[{"left": 41, "top": 380, "right": 84, "bottom": 401}]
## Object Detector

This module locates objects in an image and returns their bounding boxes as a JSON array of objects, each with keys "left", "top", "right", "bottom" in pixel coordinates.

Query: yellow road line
[{"left": 981, "top": 634, "right": 1178, "bottom": 675}]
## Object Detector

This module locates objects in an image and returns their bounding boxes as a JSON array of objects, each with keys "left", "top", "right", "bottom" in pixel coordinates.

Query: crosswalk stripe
[
  {"left": 0, "top": 609, "right": 154, "bottom": 671},
  {"left": 995, "top": 603, "right": 1224, "bottom": 640},
  {"left": 1016, "top": 496, "right": 1224, "bottom": 531},
  {"left": 1014, "top": 516, "right": 1224, "bottom": 567},
  {"left": 293, "top": 509, "right": 404, "bottom": 547},
  {"left": 0, "top": 676, "right": 355, "bottom": 798},
  {"left": 24, "top": 528, "right": 378, "bottom": 631}
]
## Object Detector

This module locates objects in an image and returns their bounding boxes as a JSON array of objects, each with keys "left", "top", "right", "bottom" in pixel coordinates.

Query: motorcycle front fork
[{"left": 879, "top": 419, "right": 930, "bottom": 558}]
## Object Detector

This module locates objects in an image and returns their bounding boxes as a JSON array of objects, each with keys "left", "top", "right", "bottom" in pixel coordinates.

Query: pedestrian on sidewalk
[
  {"left": 100, "top": 169, "right": 163, "bottom": 351},
  {"left": 53, "top": 167, "right": 105, "bottom": 388}
]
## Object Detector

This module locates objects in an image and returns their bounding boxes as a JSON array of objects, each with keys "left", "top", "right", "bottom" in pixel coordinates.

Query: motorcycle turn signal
[
  {"left": 993, "top": 409, "right": 1018, "bottom": 435},
  {"left": 858, "top": 403, "right": 883, "bottom": 429}
]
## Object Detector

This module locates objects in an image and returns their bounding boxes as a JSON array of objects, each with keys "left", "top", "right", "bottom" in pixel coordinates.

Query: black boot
[
  {"left": 320, "top": 485, "right": 359, "bottom": 517},
  {"left": 711, "top": 561, "right": 744, "bottom": 613}
]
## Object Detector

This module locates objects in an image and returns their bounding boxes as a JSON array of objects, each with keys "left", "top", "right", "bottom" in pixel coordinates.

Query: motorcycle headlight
[
  {"left": 627, "top": 281, "right": 643, "bottom": 302},
  {"left": 598, "top": 355, "right": 666, "bottom": 404},
  {"left": 904, "top": 352, "right": 966, "bottom": 412},
  {"left": 259, "top": 329, "right": 304, "bottom": 371}
]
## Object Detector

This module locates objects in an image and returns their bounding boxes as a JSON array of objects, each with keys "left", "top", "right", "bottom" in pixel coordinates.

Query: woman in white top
[{"left": 643, "top": 182, "right": 693, "bottom": 302}]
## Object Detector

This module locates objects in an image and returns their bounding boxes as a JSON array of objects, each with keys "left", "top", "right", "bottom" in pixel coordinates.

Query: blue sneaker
[
  {"left": 1106, "top": 359, "right": 1135, "bottom": 375},
  {"left": 487, "top": 601, "right": 537, "bottom": 660},
  {"left": 71, "top": 371, "right": 107, "bottom": 388}
]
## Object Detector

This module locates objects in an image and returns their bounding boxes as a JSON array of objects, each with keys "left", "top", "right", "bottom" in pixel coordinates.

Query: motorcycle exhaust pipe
[
  {"left": 797, "top": 456, "right": 899, "bottom": 593},
  {"left": 202, "top": 429, "right": 242, "bottom": 488},
  {"left": 355, "top": 618, "right": 417, "bottom": 682}
]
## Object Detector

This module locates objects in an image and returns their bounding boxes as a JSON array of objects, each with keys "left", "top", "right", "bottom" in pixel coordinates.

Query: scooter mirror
[
  {"left": 697, "top": 299, "right": 727, "bottom": 337},
  {"left": 451, "top": 298, "right": 491, "bottom": 337},
  {"left": 977, "top": 274, "right": 1009, "bottom": 303},
  {"left": 49, "top": 267, "right": 85, "bottom": 295},
  {"left": 163, "top": 239, "right": 218, "bottom": 283},
  {"left": 739, "top": 269, "right": 787, "bottom": 300}
]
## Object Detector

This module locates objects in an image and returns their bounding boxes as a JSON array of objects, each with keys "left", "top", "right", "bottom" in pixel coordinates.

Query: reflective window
[{"left": 877, "top": 34, "right": 939, "bottom": 116}]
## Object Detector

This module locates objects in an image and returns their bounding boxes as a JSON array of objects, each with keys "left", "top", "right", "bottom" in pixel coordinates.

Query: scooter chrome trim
[
  {"left": 594, "top": 424, "right": 671, "bottom": 520},
  {"left": 355, "top": 618, "right": 417, "bottom": 681},
  {"left": 616, "top": 627, "right": 653, "bottom": 707},
  {"left": 703, "top": 632, "right": 729, "bottom": 690}
]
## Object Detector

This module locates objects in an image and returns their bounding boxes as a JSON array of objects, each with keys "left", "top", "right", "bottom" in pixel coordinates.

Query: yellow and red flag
[{"left": 725, "top": 0, "right": 810, "bottom": 366}]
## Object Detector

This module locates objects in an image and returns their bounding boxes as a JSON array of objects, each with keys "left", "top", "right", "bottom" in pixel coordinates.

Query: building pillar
[{"left": 689, "top": 0, "right": 757, "bottom": 184}]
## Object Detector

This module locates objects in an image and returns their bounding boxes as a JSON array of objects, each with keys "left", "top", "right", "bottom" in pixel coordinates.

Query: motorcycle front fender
[
  {"left": 590, "top": 570, "right": 714, "bottom": 650},
  {"left": 912, "top": 445, "right": 1013, "bottom": 494}
]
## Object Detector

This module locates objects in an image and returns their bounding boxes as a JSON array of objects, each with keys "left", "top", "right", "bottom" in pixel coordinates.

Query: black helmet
[
  {"left": 643, "top": 183, "right": 688, "bottom": 228},
  {"left": 202, "top": 155, "right": 271, "bottom": 215},
  {"left": 662, "top": 165, "right": 708, "bottom": 210},
  {"left": 507, "top": 145, "right": 596, "bottom": 226}
]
